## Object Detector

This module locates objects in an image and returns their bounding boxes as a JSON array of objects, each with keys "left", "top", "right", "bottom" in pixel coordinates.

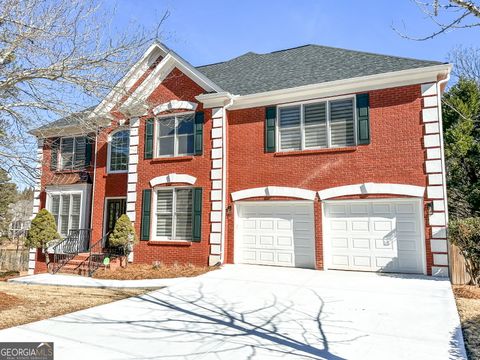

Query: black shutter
[
  {"left": 192, "top": 187, "right": 202, "bottom": 242},
  {"left": 356, "top": 93, "right": 370, "bottom": 145},
  {"left": 50, "top": 138, "right": 60, "bottom": 171},
  {"left": 144, "top": 118, "right": 154, "bottom": 159},
  {"left": 140, "top": 189, "right": 152, "bottom": 240},
  {"left": 265, "top": 106, "right": 276, "bottom": 152},
  {"left": 85, "top": 136, "right": 93, "bottom": 167},
  {"left": 194, "top": 111, "right": 204, "bottom": 155}
]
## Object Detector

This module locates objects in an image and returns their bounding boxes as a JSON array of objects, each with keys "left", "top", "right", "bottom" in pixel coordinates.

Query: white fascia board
[
  {"left": 196, "top": 92, "right": 236, "bottom": 109},
  {"left": 88, "top": 43, "right": 167, "bottom": 119},
  {"left": 204, "top": 64, "right": 450, "bottom": 110},
  {"left": 119, "top": 51, "right": 223, "bottom": 116}
]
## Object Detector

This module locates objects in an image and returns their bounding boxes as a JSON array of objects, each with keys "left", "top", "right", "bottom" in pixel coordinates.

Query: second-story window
[
  {"left": 108, "top": 129, "right": 130, "bottom": 173},
  {"left": 60, "top": 137, "right": 86, "bottom": 170},
  {"left": 157, "top": 113, "right": 194, "bottom": 157},
  {"left": 278, "top": 97, "right": 355, "bottom": 151}
]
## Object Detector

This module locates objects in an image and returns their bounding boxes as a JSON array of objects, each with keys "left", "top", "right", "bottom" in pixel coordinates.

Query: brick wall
[{"left": 225, "top": 84, "right": 434, "bottom": 273}]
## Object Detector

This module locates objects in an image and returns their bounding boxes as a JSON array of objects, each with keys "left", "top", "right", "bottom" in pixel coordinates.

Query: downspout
[
  {"left": 436, "top": 71, "right": 450, "bottom": 276},
  {"left": 436, "top": 72, "right": 450, "bottom": 223},
  {"left": 219, "top": 94, "right": 236, "bottom": 264}
]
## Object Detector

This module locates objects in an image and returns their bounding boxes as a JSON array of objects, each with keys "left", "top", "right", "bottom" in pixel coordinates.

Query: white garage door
[
  {"left": 235, "top": 202, "right": 316, "bottom": 268},
  {"left": 324, "top": 199, "right": 424, "bottom": 274}
]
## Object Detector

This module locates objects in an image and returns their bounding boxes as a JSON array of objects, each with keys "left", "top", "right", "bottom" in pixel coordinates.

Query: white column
[{"left": 29, "top": 139, "right": 44, "bottom": 274}]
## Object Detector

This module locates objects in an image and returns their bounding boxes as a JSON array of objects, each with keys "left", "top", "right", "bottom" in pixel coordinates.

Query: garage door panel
[
  {"left": 325, "top": 199, "right": 424, "bottom": 274},
  {"left": 236, "top": 202, "right": 315, "bottom": 269},
  {"left": 352, "top": 238, "right": 370, "bottom": 249}
]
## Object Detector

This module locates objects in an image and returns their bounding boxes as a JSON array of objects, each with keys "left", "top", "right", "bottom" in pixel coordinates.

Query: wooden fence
[
  {"left": 0, "top": 249, "right": 29, "bottom": 271},
  {"left": 449, "top": 244, "right": 471, "bottom": 285}
]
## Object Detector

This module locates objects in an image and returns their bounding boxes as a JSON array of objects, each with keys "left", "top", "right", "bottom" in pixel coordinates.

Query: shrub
[
  {"left": 25, "top": 209, "right": 60, "bottom": 249},
  {"left": 108, "top": 214, "right": 138, "bottom": 258},
  {"left": 449, "top": 217, "right": 480, "bottom": 286}
]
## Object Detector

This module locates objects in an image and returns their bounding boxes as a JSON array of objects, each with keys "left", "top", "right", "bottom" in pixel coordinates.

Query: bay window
[{"left": 50, "top": 193, "right": 81, "bottom": 237}]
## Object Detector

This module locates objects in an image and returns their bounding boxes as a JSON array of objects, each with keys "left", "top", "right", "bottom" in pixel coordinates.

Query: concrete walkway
[
  {"left": 0, "top": 265, "right": 466, "bottom": 360},
  {"left": 9, "top": 273, "right": 182, "bottom": 288}
]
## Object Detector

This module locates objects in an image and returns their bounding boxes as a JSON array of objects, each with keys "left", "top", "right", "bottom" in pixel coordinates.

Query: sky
[{"left": 105, "top": 0, "right": 479, "bottom": 68}]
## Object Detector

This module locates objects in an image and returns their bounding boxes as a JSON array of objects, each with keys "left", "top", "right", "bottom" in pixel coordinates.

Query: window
[
  {"left": 108, "top": 129, "right": 130, "bottom": 173},
  {"left": 154, "top": 188, "right": 193, "bottom": 240},
  {"left": 50, "top": 193, "right": 81, "bottom": 237},
  {"left": 157, "top": 113, "right": 194, "bottom": 157},
  {"left": 60, "top": 137, "right": 86, "bottom": 170},
  {"left": 278, "top": 97, "right": 355, "bottom": 151}
]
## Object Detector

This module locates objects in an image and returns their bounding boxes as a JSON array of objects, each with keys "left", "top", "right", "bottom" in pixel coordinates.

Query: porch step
[{"left": 56, "top": 253, "right": 105, "bottom": 276}]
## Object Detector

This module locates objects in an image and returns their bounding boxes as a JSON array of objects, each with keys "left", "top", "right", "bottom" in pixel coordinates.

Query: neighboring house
[
  {"left": 8, "top": 200, "right": 33, "bottom": 240},
  {"left": 29, "top": 42, "right": 451, "bottom": 277}
]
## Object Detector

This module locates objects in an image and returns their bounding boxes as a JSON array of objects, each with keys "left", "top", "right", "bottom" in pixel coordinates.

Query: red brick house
[{"left": 29, "top": 42, "right": 451, "bottom": 277}]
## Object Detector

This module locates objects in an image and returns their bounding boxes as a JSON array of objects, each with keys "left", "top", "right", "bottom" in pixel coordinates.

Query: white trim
[
  {"left": 322, "top": 197, "right": 427, "bottom": 275},
  {"left": 45, "top": 184, "right": 92, "bottom": 236},
  {"left": 89, "top": 42, "right": 166, "bottom": 120},
  {"left": 153, "top": 100, "right": 198, "bottom": 115},
  {"left": 197, "top": 64, "right": 451, "bottom": 109},
  {"left": 150, "top": 173, "right": 197, "bottom": 187},
  {"left": 106, "top": 128, "right": 130, "bottom": 174},
  {"left": 103, "top": 197, "right": 127, "bottom": 236},
  {"left": 318, "top": 182, "right": 425, "bottom": 200},
  {"left": 231, "top": 186, "right": 317, "bottom": 201},
  {"left": 119, "top": 47, "right": 222, "bottom": 116}
]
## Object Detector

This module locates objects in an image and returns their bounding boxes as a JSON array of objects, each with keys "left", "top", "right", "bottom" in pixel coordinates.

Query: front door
[{"left": 105, "top": 198, "right": 127, "bottom": 235}]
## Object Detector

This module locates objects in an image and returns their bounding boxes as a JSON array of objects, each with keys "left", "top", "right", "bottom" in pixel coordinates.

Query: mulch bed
[
  {"left": 93, "top": 263, "right": 218, "bottom": 280},
  {"left": 0, "top": 271, "right": 20, "bottom": 282},
  {"left": 0, "top": 291, "right": 23, "bottom": 311},
  {"left": 454, "top": 285, "right": 480, "bottom": 300}
]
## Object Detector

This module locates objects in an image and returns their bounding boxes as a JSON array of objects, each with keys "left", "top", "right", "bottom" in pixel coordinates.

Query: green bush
[
  {"left": 449, "top": 217, "right": 480, "bottom": 286},
  {"left": 108, "top": 214, "right": 138, "bottom": 249},
  {"left": 25, "top": 209, "right": 60, "bottom": 249}
]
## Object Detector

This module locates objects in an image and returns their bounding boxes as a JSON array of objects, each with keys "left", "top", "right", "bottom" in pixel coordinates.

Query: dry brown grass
[
  {"left": 454, "top": 285, "right": 480, "bottom": 360},
  {"left": 0, "top": 282, "right": 149, "bottom": 329},
  {"left": 93, "top": 263, "right": 217, "bottom": 280}
]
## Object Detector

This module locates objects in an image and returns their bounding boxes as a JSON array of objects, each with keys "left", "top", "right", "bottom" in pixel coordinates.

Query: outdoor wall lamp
[{"left": 427, "top": 201, "right": 434, "bottom": 215}]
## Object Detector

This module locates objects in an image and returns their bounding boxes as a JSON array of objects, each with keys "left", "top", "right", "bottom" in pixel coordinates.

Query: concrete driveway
[{"left": 0, "top": 265, "right": 466, "bottom": 360}]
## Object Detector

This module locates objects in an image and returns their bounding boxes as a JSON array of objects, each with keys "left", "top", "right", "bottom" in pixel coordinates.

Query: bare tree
[
  {"left": 0, "top": 0, "right": 168, "bottom": 185},
  {"left": 448, "top": 46, "right": 480, "bottom": 82},
  {"left": 393, "top": 0, "right": 480, "bottom": 40}
]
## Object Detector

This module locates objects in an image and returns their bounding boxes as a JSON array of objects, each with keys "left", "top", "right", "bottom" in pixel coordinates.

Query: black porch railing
[
  {"left": 87, "top": 232, "right": 124, "bottom": 276},
  {"left": 51, "top": 229, "right": 92, "bottom": 274}
]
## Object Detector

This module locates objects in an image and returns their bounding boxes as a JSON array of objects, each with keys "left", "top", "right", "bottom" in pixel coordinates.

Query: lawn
[
  {"left": 0, "top": 282, "right": 149, "bottom": 329},
  {"left": 454, "top": 285, "right": 480, "bottom": 360},
  {"left": 92, "top": 263, "right": 217, "bottom": 280}
]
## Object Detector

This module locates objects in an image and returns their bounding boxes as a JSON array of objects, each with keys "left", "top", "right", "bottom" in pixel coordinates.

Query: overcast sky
[{"left": 105, "top": 0, "right": 478, "bottom": 67}]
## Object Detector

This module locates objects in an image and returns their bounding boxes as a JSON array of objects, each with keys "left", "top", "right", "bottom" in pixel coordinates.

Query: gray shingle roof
[
  {"left": 31, "top": 106, "right": 96, "bottom": 134},
  {"left": 196, "top": 44, "right": 444, "bottom": 95}
]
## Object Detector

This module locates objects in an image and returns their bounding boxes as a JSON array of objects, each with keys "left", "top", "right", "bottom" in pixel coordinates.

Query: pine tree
[{"left": 0, "top": 169, "right": 17, "bottom": 242}]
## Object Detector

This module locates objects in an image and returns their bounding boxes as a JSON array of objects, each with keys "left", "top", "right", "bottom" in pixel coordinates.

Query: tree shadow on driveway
[{"left": 56, "top": 284, "right": 366, "bottom": 359}]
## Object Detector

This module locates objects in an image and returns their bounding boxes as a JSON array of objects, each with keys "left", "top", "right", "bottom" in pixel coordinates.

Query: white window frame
[
  {"left": 107, "top": 128, "right": 130, "bottom": 174},
  {"left": 46, "top": 191, "right": 83, "bottom": 237},
  {"left": 154, "top": 111, "right": 195, "bottom": 158},
  {"left": 150, "top": 186, "right": 193, "bottom": 242},
  {"left": 59, "top": 136, "right": 86, "bottom": 170},
  {"left": 276, "top": 94, "right": 357, "bottom": 152}
]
